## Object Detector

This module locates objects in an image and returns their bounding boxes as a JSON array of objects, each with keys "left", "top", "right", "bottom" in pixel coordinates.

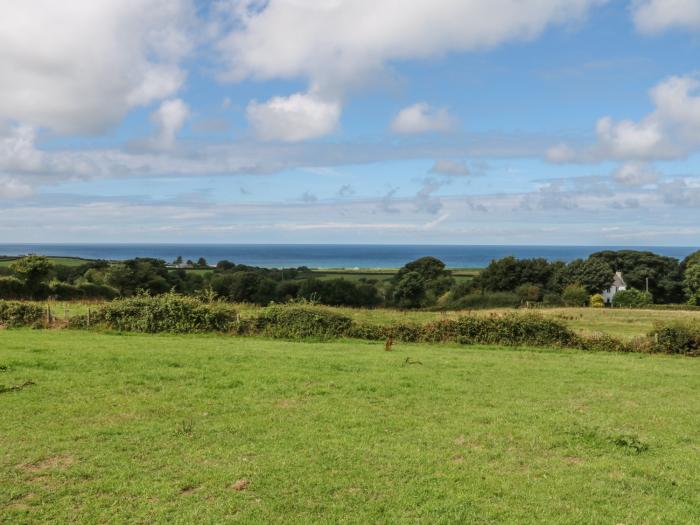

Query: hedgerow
[
  {"left": 649, "top": 320, "right": 700, "bottom": 355},
  {"left": 0, "top": 300, "right": 45, "bottom": 328},
  {"left": 252, "top": 305, "right": 353, "bottom": 340},
  {"left": 69, "top": 293, "right": 237, "bottom": 333}
]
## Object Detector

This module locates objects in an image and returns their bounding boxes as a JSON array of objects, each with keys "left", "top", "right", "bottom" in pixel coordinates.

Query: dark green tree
[{"left": 10, "top": 255, "right": 53, "bottom": 299}]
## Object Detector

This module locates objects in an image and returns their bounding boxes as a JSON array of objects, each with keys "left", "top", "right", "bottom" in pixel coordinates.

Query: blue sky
[{"left": 1, "top": 0, "right": 700, "bottom": 245}]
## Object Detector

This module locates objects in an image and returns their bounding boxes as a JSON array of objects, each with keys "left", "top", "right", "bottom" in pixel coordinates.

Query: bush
[
  {"left": 352, "top": 313, "right": 577, "bottom": 348},
  {"left": 0, "top": 276, "right": 25, "bottom": 300},
  {"left": 49, "top": 281, "right": 84, "bottom": 300},
  {"left": 577, "top": 333, "right": 631, "bottom": 353},
  {"left": 562, "top": 284, "right": 588, "bottom": 307},
  {"left": 650, "top": 320, "right": 700, "bottom": 355},
  {"left": 450, "top": 292, "right": 521, "bottom": 309},
  {"left": 542, "top": 293, "right": 563, "bottom": 306},
  {"left": 77, "top": 282, "right": 119, "bottom": 300},
  {"left": 516, "top": 283, "right": 542, "bottom": 303},
  {"left": 0, "top": 300, "right": 45, "bottom": 327},
  {"left": 613, "top": 289, "right": 652, "bottom": 308},
  {"left": 589, "top": 294, "right": 605, "bottom": 308},
  {"left": 69, "top": 293, "right": 237, "bottom": 333},
  {"left": 253, "top": 305, "right": 353, "bottom": 340}
]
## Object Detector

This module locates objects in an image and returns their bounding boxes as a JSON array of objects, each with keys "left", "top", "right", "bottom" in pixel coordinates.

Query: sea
[{"left": 0, "top": 244, "right": 696, "bottom": 269}]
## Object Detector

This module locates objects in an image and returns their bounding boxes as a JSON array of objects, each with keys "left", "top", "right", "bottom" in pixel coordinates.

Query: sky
[{"left": 1, "top": 0, "right": 700, "bottom": 245}]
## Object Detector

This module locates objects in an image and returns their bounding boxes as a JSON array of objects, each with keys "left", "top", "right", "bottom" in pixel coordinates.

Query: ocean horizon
[{"left": 0, "top": 244, "right": 696, "bottom": 269}]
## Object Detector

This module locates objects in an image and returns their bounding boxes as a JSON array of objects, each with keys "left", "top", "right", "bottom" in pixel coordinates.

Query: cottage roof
[{"left": 612, "top": 271, "right": 626, "bottom": 288}]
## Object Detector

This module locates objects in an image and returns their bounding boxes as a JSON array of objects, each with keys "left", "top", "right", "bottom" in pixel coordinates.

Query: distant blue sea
[{"left": 0, "top": 244, "right": 696, "bottom": 269}]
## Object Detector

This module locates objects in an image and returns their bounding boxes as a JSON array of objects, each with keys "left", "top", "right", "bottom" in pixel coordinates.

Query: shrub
[
  {"left": 542, "top": 293, "right": 563, "bottom": 306},
  {"left": 613, "top": 288, "right": 652, "bottom": 308},
  {"left": 450, "top": 292, "right": 521, "bottom": 309},
  {"left": 77, "top": 282, "right": 119, "bottom": 300},
  {"left": 49, "top": 281, "right": 84, "bottom": 300},
  {"left": 253, "top": 305, "right": 353, "bottom": 340},
  {"left": 577, "top": 333, "right": 631, "bottom": 353},
  {"left": 589, "top": 294, "right": 605, "bottom": 308},
  {"left": 650, "top": 320, "right": 700, "bottom": 355},
  {"left": 0, "top": 276, "right": 25, "bottom": 300},
  {"left": 516, "top": 283, "right": 542, "bottom": 303},
  {"left": 69, "top": 293, "right": 237, "bottom": 333},
  {"left": 0, "top": 300, "right": 45, "bottom": 327},
  {"left": 562, "top": 284, "right": 588, "bottom": 307}
]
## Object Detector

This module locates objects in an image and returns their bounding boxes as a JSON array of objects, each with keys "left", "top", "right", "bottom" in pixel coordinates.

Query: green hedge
[
  {"left": 650, "top": 320, "right": 700, "bottom": 355},
  {"left": 69, "top": 293, "right": 237, "bottom": 333},
  {"left": 0, "top": 300, "right": 45, "bottom": 327},
  {"left": 252, "top": 305, "right": 353, "bottom": 340}
]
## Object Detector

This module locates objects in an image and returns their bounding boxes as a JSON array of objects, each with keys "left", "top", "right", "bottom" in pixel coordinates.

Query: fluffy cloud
[
  {"left": 219, "top": 0, "right": 605, "bottom": 89},
  {"left": 149, "top": 99, "right": 190, "bottom": 151},
  {"left": 247, "top": 92, "right": 341, "bottom": 142},
  {"left": 632, "top": 0, "right": 700, "bottom": 33},
  {"left": 391, "top": 103, "right": 456, "bottom": 134},
  {"left": 219, "top": 0, "right": 605, "bottom": 138},
  {"left": 0, "top": 0, "right": 193, "bottom": 134},
  {"left": 612, "top": 162, "right": 659, "bottom": 186},
  {"left": 552, "top": 73, "right": 700, "bottom": 162}
]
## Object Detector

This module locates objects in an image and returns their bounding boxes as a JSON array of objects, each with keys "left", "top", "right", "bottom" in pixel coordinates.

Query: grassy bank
[
  {"left": 16, "top": 300, "right": 700, "bottom": 340},
  {"left": 1, "top": 330, "right": 700, "bottom": 523}
]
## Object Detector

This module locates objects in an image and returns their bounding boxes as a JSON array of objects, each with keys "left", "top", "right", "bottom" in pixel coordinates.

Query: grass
[
  {"left": 310, "top": 268, "right": 479, "bottom": 283},
  {"left": 2, "top": 330, "right": 700, "bottom": 523},
  {"left": 0, "top": 257, "right": 91, "bottom": 268}
]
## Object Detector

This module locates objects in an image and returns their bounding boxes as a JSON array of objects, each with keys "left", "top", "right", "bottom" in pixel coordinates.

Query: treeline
[
  {"left": 2, "top": 248, "right": 700, "bottom": 308},
  {"left": 456, "top": 250, "right": 694, "bottom": 308}
]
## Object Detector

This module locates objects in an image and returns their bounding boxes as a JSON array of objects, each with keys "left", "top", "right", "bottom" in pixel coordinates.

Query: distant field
[
  {"left": 0, "top": 256, "right": 91, "bottom": 268},
  {"left": 2, "top": 330, "right": 700, "bottom": 523},
  {"left": 311, "top": 268, "right": 479, "bottom": 283}
]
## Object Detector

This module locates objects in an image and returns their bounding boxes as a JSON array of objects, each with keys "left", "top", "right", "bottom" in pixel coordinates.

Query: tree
[
  {"left": 392, "top": 257, "right": 453, "bottom": 306},
  {"left": 173, "top": 256, "right": 183, "bottom": 265},
  {"left": 558, "top": 258, "right": 615, "bottom": 295},
  {"left": 10, "top": 256, "right": 53, "bottom": 298},
  {"left": 683, "top": 262, "right": 700, "bottom": 297},
  {"left": 477, "top": 256, "right": 556, "bottom": 293},
  {"left": 613, "top": 288, "right": 652, "bottom": 308},
  {"left": 589, "top": 250, "right": 683, "bottom": 303},
  {"left": 392, "top": 272, "right": 426, "bottom": 309},
  {"left": 562, "top": 284, "right": 588, "bottom": 307},
  {"left": 197, "top": 257, "right": 208, "bottom": 268}
]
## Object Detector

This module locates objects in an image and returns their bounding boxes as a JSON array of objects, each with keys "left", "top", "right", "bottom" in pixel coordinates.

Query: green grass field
[
  {"left": 2, "top": 330, "right": 700, "bottom": 523},
  {"left": 0, "top": 256, "right": 90, "bottom": 268}
]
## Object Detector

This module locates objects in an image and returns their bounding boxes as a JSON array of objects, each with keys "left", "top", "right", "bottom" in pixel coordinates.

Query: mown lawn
[{"left": 2, "top": 331, "right": 700, "bottom": 523}]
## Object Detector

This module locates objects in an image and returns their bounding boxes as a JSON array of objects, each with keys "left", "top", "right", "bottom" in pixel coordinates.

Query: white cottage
[{"left": 602, "top": 271, "right": 626, "bottom": 305}]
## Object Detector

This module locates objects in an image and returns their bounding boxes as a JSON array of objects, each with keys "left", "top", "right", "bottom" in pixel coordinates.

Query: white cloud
[
  {"left": 219, "top": 0, "right": 605, "bottom": 90},
  {"left": 391, "top": 103, "right": 456, "bottom": 134},
  {"left": 0, "top": 177, "right": 33, "bottom": 199},
  {"left": 246, "top": 92, "right": 341, "bottom": 142},
  {"left": 0, "top": 0, "right": 193, "bottom": 134},
  {"left": 553, "top": 73, "right": 700, "bottom": 162},
  {"left": 612, "top": 162, "right": 659, "bottom": 186},
  {"left": 595, "top": 116, "right": 664, "bottom": 159},
  {"left": 633, "top": 0, "right": 700, "bottom": 33},
  {"left": 219, "top": 0, "right": 604, "bottom": 138},
  {"left": 149, "top": 99, "right": 190, "bottom": 150}
]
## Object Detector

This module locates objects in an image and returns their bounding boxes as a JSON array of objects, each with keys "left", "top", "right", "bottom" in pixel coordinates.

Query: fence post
[{"left": 87, "top": 307, "right": 91, "bottom": 328}]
